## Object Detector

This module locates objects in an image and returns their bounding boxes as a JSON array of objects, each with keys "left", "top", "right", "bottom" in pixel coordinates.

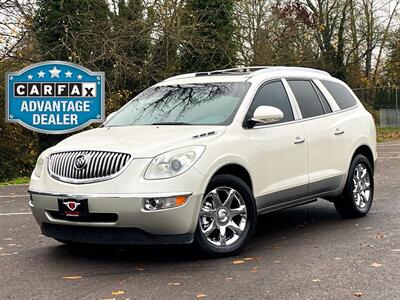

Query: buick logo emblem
[{"left": 74, "top": 155, "right": 88, "bottom": 170}]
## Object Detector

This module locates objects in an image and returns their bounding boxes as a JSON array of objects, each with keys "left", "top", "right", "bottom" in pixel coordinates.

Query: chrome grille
[{"left": 48, "top": 150, "right": 132, "bottom": 183}]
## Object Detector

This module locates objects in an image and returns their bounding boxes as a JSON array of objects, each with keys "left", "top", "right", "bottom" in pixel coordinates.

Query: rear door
[
  {"left": 286, "top": 79, "right": 343, "bottom": 195},
  {"left": 316, "top": 80, "right": 362, "bottom": 175},
  {"left": 244, "top": 80, "right": 309, "bottom": 210}
]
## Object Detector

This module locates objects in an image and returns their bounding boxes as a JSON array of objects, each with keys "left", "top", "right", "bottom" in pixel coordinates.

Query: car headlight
[
  {"left": 33, "top": 154, "right": 46, "bottom": 178},
  {"left": 145, "top": 146, "right": 205, "bottom": 179}
]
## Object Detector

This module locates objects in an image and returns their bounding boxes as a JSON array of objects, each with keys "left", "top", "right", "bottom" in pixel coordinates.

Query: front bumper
[{"left": 29, "top": 190, "right": 202, "bottom": 244}]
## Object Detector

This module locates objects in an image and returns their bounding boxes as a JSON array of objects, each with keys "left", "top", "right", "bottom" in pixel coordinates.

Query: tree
[
  {"left": 386, "top": 29, "right": 400, "bottom": 86},
  {"left": 261, "top": 1, "right": 317, "bottom": 66},
  {"left": 33, "top": 0, "right": 111, "bottom": 63},
  {"left": 180, "top": 0, "right": 236, "bottom": 72},
  {"left": 32, "top": 0, "right": 112, "bottom": 152},
  {"left": 371, "top": 0, "right": 400, "bottom": 85},
  {"left": 233, "top": 0, "right": 272, "bottom": 65},
  {"left": 301, "top": 0, "right": 351, "bottom": 80},
  {"left": 147, "top": 0, "right": 184, "bottom": 82},
  {"left": 110, "top": 0, "right": 151, "bottom": 94},
  {"left": 0, "top": 0, "right": 36, "bottom": 62}
]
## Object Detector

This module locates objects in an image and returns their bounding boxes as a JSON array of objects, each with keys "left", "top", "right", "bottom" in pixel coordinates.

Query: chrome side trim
[
  {"left": 308, "top": 175, "right": 345, "bottom": 195},
  {"left": 256, "top": 175, "right": 345, "bottom": 212},
  {"left": 28, "top": 189, "right": 193, "bottom": 199},
  {"left": 257, "top": 197, "right": 319, "bottom": 215},
  {"left": 256, "top": 184, "right": 308, "bottom": 210}
]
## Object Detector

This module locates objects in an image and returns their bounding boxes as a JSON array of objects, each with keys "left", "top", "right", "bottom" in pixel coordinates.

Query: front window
[{"left": 106, "top": 82, "right": 251, "bottom": 126}]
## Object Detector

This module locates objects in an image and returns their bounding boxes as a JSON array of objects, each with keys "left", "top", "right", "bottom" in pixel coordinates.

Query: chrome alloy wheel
[
  {"left": 199, "top": 187, "right": 247, "bottom": 247},
  {"left": 352, "top": 163, "right": 371, "bottom": 209}
]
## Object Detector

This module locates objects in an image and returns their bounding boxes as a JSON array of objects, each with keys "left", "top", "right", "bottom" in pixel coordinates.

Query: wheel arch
[
  {"left": 213, "top": 164, "right": 253, "bottom": 190},
  {"left": 201, "top": 163, "right": 254, "bottom": 197},
  {"left": 351, "top": 144, "right": 375, "bottom": 172}
]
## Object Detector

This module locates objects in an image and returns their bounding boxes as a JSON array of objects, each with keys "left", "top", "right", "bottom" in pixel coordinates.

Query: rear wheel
[
  {"left": 195, "top": 174, "right": 257, "bottom": 257},
  {"left": 334, "top": 154, "right": 374, "bottom": 218}
]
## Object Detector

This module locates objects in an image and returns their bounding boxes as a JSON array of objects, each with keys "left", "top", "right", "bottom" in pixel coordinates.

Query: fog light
[{"left": 143, "top": 196, "right": 188, "bottom": 211}]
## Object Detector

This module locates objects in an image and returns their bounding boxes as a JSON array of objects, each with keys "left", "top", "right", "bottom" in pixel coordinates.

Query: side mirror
[
  {"left": 251, "top": 106, "right": 284, "bottom": 124},
  {"left": 104, "top": 111, "right": 117, "bottom": 123}
]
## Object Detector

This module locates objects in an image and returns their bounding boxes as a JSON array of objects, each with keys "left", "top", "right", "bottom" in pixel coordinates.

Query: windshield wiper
[{"left": 151, "top": 121, "right": 192, "bottom": 125}]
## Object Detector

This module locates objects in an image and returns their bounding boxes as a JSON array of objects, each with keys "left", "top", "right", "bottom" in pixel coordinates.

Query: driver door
[{"left": 244, "top": 80, "right": 309, "bottom": 211}]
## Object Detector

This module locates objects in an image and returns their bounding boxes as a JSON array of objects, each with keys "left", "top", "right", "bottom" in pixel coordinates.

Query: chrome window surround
[
  {"left": 242, "top": 77, "right": 359, "bottom": 130},
  {"left": 47, "top": 150, "right": 133, "bottom": 184},
  {"left": 240, "top": 78, "right": 302, "bottom": 128},
  {"left": 281, "top": 78, "right": 303, "bottom": 119},
  {"left": 313, "top": 79, "right": 341, "bottom": 111},
  {"left": 286, "top": 78, "right": 330, "bottom": 117}
]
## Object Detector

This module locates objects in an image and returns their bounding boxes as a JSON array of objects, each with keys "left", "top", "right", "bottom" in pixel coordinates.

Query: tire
[
  {"left": 195, "top": 174, "right": 257, "bottom": 257},
  {"left": 334, "top": 154, "right": 374, "bottom": 218}
]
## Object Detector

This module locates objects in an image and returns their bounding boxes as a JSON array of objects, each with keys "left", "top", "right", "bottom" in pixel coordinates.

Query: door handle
[
  {"left": 294, "top": 137, "right": 305, "bottom": 144},
  {"left": 334, "top": 128, "right": 344, "bottom": 135}
]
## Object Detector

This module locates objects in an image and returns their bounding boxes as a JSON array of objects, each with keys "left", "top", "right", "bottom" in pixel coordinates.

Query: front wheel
[
  {"left": 334, "top": 154, "right": 374, "bottom": 218},
  {"left": 195, "top": 174, "right": 257, "bottom": 257}
]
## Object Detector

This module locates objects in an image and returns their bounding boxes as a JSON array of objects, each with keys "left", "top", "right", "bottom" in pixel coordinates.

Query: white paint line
[
  {"left": 0, "top": 212, "right": 31, "bottom": 216},
  {"left": 0, "top": 194, "right": 28, "bottom": 198}
]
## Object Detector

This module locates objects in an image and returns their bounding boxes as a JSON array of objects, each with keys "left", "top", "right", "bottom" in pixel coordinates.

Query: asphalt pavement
[{"left": 0, "top": 141, "right": 399, "bottom": 300}]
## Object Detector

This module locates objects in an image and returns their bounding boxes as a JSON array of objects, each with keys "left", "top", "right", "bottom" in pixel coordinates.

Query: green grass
[
  {"left": 377, "top": 127, "right": 400, "bottom": 143},
  {"left": 0, "top": 177, "right": 30, "bottom": 186}
]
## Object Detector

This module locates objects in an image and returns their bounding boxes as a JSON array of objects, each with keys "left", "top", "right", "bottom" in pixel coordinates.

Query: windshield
[{"left": 105, "top": 82, "right": 251, "bottom": 126}]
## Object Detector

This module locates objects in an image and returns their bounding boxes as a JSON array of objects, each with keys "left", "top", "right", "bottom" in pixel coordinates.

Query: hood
[{"left": 51, "top": 125, "right": 226, "bottom": 157}]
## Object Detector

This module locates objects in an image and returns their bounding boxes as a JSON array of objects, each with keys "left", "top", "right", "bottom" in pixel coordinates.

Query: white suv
[{"left": 29, "top": 66, "right": 377, "bottom": 256}]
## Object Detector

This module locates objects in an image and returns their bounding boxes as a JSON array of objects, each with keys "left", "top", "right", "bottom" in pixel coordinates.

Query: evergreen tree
[
  {"left": 180, "top": 0, "right": 236, "bottom": 72},
  {"left": 33, "top": 0, "right": 111, "bottom": 63}
]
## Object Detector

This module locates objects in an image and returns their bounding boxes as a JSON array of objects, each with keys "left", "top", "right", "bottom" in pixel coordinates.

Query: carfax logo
[{"left": 5, "top": 61, "right": 105, "bottom": 134}]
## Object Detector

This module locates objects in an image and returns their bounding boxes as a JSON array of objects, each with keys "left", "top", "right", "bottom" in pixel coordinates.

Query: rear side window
[
  {"left": 287, "top": 80, "right": 325, "bottom": 118},
  {"left": 312, "top": 83, "right": 332, "bottom": 113},
  {"left": 321, "top": 80, "right": 357, "bottom": 109},
  {"left": 247, "top": 80, "right": 294, "bottom": 124}
]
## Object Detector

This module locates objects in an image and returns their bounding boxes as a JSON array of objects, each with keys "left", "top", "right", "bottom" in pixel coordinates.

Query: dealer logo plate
[{"left": 5, "top": 61, "right": 105, "bottom": 134}]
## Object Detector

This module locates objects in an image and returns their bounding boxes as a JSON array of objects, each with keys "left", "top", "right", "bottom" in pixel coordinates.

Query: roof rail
[
  {"left": 195, "top": 66, "right": 270, "bottom": 76},
  {"left": 250, "top": 66, "right": 331, "bottom": 77},
  {"left": 162, "top": 66, "right": 270, "bottom": 82},
  {"left": 162, "top": 66, "right": 331, "bottom": 82},
  {"left": 162, "top": 73, "right": 197, "bottom": 82},
  {"left": 195, "top": 66, "right": 331, "bottom": 77}
]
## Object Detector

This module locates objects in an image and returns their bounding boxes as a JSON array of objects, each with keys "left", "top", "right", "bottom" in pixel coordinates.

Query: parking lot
[{"left": 1, "top": 141, "right": 399, "bottom": 300}]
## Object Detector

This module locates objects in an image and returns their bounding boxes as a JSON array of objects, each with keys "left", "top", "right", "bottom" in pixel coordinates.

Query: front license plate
[{"left": 57, "top": 198, "right": 89, "bottom": 217}]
